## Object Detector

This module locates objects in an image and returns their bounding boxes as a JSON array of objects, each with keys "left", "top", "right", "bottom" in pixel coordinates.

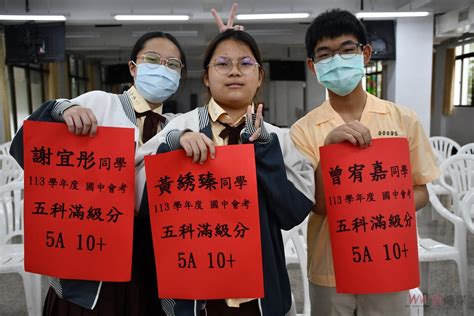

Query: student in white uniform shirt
[{"left": 9, "top": 5, "right": 245, "bottom": 315}]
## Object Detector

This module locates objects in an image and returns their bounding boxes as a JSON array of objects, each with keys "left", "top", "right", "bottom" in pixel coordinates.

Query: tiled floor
[{"left": 1, "top": 205, "right": 473, "bottom": 315}]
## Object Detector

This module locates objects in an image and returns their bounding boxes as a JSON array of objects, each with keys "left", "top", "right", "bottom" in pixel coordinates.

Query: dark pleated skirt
[
  {"left": 43, "top": 217, "right": 165, "bottom": 316},
  {"left": 203, "top": 299, "right": 261, "bottom": 316}
]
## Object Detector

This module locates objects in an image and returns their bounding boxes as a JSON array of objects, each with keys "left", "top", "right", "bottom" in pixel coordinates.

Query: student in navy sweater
[{"left": 136, "top": 29, "right": 315, "bottom": 316}]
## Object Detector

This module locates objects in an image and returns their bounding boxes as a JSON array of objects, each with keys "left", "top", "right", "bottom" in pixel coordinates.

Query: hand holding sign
[
  {"left": 63, "top": 105, "right": 99, "bottom": 137},
  {"left": 179, "top": 132, "right": 216, "bottom": 164},
  {"left": 324, "top": 120, "right": 372, "bottom": 148}
]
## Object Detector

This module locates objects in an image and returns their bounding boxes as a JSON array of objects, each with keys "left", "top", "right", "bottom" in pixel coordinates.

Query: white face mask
[
  {"left": 133, "top": 62, "right": 181, "bottom": 103},
  {"left": 314, "top": 54, "right": 365, "bottom": 96}
]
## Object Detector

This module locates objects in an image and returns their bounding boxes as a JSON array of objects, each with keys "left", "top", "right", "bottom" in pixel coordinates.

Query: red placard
[
  {"left": 23, "top": 121, "right": 135, "bottom": 281},
  {"left": 320, "top": 138, "right": 419, "bottom": 293},
  {"left": 144, "top": 144, "right": 264, "bottom": 299}
]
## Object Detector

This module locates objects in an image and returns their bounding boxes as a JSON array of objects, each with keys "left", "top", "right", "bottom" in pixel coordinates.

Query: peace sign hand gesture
[
  {"left": 211, "top": 3, "right": 244, "bottom": 33},
  {"left": 244, "top": 103, "right": 272, "bottom": 144}
]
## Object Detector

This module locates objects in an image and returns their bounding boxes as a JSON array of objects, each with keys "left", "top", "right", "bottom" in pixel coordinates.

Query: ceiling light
[
  {"left": 114, "top": 15, "right": 189, "bottom": 21},
  {"left": 356, "top": 12, "right": 429, "bottom": 18},
  {"left": 0, "top": 15, "right": 66, "bottom": 21},
  {"left": 236, "top": 13, "right": 310, "bottom": 20}
]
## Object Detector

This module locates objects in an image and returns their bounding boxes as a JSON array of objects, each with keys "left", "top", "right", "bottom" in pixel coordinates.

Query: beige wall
[{"left": 0, "top": 33, "right": 11, "bottom": 142}]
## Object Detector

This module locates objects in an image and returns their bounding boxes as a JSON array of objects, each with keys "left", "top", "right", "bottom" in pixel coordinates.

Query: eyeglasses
[
  {"left": 138, "top": 53, "right": 184, "bottom": 72},
  {"left": 208, "top": 56, "right": 260, "bottom": 75},
  {"left": 312, "top": 42, "right": 364, "bottom": 64}
]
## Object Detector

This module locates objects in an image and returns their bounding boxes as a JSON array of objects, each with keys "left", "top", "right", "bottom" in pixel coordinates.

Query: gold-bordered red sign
[
  {"left": 24, "top": 121, "right": 135, "bottom": 281},
  {"left": 144, "top": 144, "right": 264, "bottom": 299},
  {"left": 320, "top": 137, "right": 419, "bottom": 293}
]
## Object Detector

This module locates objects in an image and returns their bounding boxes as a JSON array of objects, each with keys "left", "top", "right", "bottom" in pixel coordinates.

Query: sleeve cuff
[
  {"left": 51, "top": 99, "right": 76, "bottom": 122},
  {"left": 255, "top": 122, "right": 272, "bottom": 144},
  {"left": 242, "top": 113, "right": 272, "bottom": 144},
  {"left": 166, "top": 129, "right": 192, "bottom": 151}
]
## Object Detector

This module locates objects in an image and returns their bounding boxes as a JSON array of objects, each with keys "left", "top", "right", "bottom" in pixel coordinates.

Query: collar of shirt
[
  {"left": 127, "top": 86, "right": 163, "bottom": 115},
  {"left": 314, "top": 92, "right": 388, "bottom": 126},
  {"left": 208, "top": 97, "right": 248, "bottom": 126}
]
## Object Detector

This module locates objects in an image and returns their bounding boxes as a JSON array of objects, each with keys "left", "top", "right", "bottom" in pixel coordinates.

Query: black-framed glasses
[
  {"left": 312, "top": 42, "right": 364, "bottom": 64},
  {"left": 138, "top": 53, "right": 184, "bottom": 72},
  {"left": 208, "top": 56, "right": 260, "bottom": 75}
]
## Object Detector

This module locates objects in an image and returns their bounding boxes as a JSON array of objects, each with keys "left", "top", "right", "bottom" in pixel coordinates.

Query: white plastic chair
[
  {"left": 418, "top": 184, "right": 468, "bottom": 315},
  {"left": 282, "top": 217, "right": 309, "bottom": 316},
  {"left": 408, "top": 287, "right": 424, "bottom": 316},
  {"left": 0, "top": 155, "right": 23, "bottom": 186},
  {"left": 459, "top": 143, "right": 474, "bottom": 155},
  {"left": 427, "top": 138, "right": 458, "bottom": 209},
  {"left": 0, "top": 141, "right": 11, "bottom": 156},
  {"left": 437, "top": 154, "right": 474, "bottom": 216},
  {"left": 429, "top": 145, "right": 450, "bottom": 200},
  {"left": 461, "top": 189, "right": 474, "bottom": 234},
  {"left": 429, "top": 136, "right": 461, "bottom": 163},
  {"left": 0, "top": 181, "right": 42, "bottom": 316}
]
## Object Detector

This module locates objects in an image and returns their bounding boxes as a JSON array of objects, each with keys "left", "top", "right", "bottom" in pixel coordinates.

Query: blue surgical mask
[
  {"left": 133, "top": 62, "right": 181, "bottom": 103},
  {"left": 314, "top": 54, "right": 364, "bottom": 96}
]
